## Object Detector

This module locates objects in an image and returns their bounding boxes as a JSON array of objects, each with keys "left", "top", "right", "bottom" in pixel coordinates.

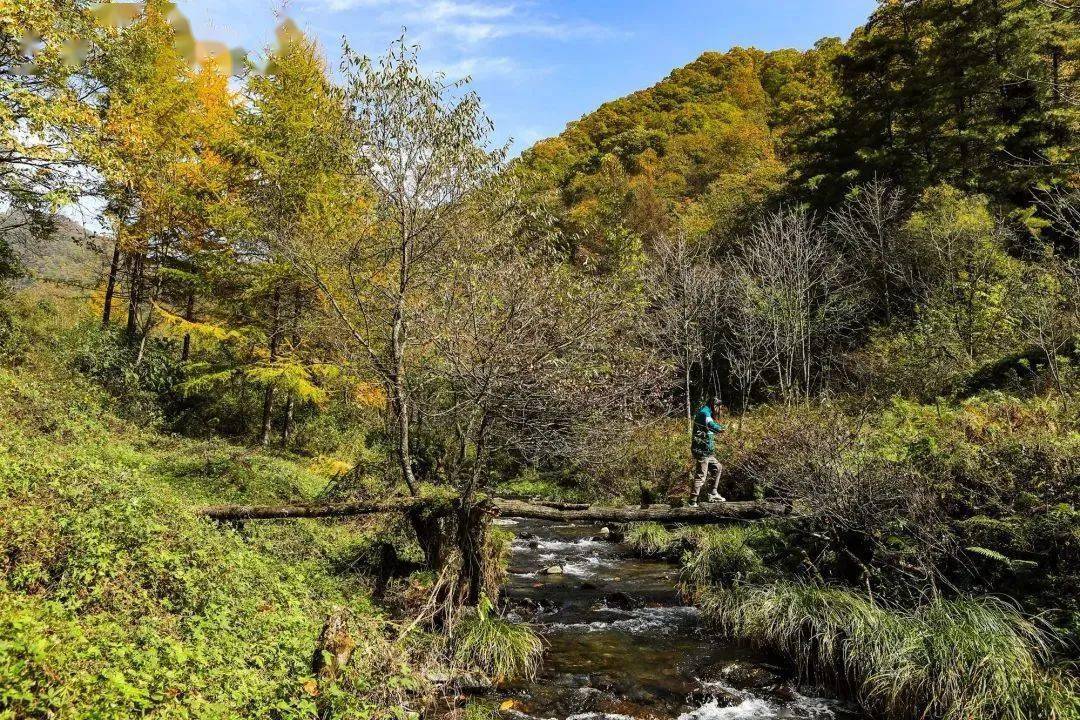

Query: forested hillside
[
  {"left": 512, "top": 42, "right": 840, "bottom": 262},
  {"left": 1, "top": 1, "right": 1078, "bottom": 719}
]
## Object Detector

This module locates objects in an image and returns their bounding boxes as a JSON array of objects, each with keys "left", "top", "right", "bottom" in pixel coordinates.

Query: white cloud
[
  {"left": 322, "top": 0, "right": 382, "bottom": 11},
  {"left": 404, "top": 1, "right": 517, "bottom": 22},
  {"left": 436, "top": 55, "right": 520, "bottom": 79},
  {"left": 315, "top": 0, "right": 624, "bottom": 46},
  {"left": 438, "top": 18, "right": 620, "bottom": 44}
]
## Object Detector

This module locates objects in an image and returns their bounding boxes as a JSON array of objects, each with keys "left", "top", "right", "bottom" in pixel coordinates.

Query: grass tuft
[
  {"left": 624, "top": 522, "right": 676, "bottom": 557},
  {"left": 452, "top": 597, "right": 544, "bottom": 684},
  {"left": 700, "top": 582, "right": 1080, "bottom": 720},
  {"left": 680, "top": 525, "right": 766, "bottom": 588}
]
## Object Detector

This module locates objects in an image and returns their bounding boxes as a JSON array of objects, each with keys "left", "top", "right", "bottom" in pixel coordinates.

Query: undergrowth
[{"left": 0, "top": 304, "right": 436, "bottom": 718}]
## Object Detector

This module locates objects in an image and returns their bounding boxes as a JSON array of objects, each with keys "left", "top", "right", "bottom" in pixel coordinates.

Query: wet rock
[
  {"left": 625, "top": 687, "right": 658, "bottom": 706},
  {"left": 423, "top": 670, "right": 452, "bottom": 684},
  {"left": 604, "top": 591, "right": 643, "bottom": 611},
  {"left": 540, "top": 565, "right": 564, "bottom": 575},
  {"left": 527, "top": 541, "right": 540, "bottom": 549},
  {"left": 719, "top": 661, "right": 784, "bottom": 689},
  {"left": 765, "top": 683, "right": 798, "bottom": 701},
  {"left": 591, "top": 526, "right": 612, "bottom": 541},
  {"left": 579, "top": 580, "right": 603, "bottom": 590},
  {"left": 458, "top": 673, "right": 493, "bottom": 691},
  {"left": 518, "top": 532, "right": 537, "bottom": 540},
  {"left": 508, "top": 566, "right": 531, "bottom": 575},
  {"left": 554, "top": 673, "right": 590, "bottom": 687},
  {"left": 594, "top": 696, "right": 668, "bottom": 720},
  {"left": 506, "top": 611, "right": 523, "bottom": 623},
  {"left": 587, "top": 674, "right": 619, "bottom": 692},
  {"left": 687, "top": 686, "right": 742, "bottom": 707}
]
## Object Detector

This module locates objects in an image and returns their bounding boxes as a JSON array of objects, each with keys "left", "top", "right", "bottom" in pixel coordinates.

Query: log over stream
[{"left": 196, "top": 497, "right": 787, "bottom": 523}]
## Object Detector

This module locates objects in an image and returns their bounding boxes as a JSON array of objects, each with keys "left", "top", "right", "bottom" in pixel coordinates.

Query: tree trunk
[
  {"left": 391, "top": 215, "right": 419, "bottom": 496},
  {"left": 491, "top": 498, "right": 785, "bottom": 524},
  {"left": 684, "top": 349, "right": 693, "bottom": 443},
  {"left": 456, "top": 416, "right": 492, "bottom": 606},
  {"left": 260, "top": 288, "right": 281, "bottom": 446},
  {"left": 181, "top": 290, "right": 194, "bottom": 361},
  {"left": 126, "top": 253, "right": 143, "bottom": 341},
  {"left": 102, "top": 241, "right": 121, "bottom": 327},
  {"left": 199, "top": 497, "right": 429, "bottom": 520},
  {"left": 389, "top": 287, "right": 419, "bottom": 494},
  {"left": 408, "top": 506, "right": 453, "bottom": 570},
  {"left": 280, "top": 288, "right": 301, "bottom": 447},
  {"left": 280, "top": 393, "right": 295, "bottom": 448},
  {"left": 456, "top": 500, "right": 492, "bottom": 606}
]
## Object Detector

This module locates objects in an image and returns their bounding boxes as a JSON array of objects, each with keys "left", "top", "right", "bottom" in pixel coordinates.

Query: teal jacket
[{"left": 691, "top": 405, "right": 725, "bottom": 459}]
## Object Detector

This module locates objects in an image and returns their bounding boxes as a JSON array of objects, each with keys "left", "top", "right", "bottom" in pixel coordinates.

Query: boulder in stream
[
  {"left": 765, "top": 683, "right": 798, "bottom": 701},
  {"left": 604, "top": 591, "right": 643, "bottom": 610},
  {"left": 688, "top": 685, "right": 742, "bottom": 707},
  {"left": 719, "top": 661, "right": 784, "bottom": 689},
  {"left": 540, "top": 565, "right": 564, "bottom": 575}
]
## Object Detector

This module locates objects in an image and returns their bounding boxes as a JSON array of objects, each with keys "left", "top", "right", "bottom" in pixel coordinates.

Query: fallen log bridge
[
  {"left": 492, "top": 498, "right": 785, "bottom": 523},
  {"left": 196, "top": 497, "right": 785, "bottom": 523}
]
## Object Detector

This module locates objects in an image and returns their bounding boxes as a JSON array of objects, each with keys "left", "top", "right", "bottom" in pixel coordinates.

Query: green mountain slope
[{"left": 512, "top": 42, "right": 842, "bottom": 264}]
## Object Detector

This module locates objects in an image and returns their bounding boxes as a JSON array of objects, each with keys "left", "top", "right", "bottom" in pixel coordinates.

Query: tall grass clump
[
  {"left": 700, "top": 582, "right": 1080, "bottom": 720},
  {"left": 625, "top": 522, "right": 676, "bottom": 557},
  {"left": 452, "top": 596, "right": 543, "bottom": 684},
  {"left": 680, "top": 525, "right": 767, "bottom": 589}
]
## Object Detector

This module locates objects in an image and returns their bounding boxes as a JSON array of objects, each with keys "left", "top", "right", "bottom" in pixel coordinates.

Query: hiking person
[{"left": 690, "top": 398, "right": 726, "bottom": 505}]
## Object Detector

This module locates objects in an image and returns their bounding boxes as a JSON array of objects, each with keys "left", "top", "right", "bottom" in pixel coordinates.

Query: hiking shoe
[
  {"left": 707, "top": 493, "right": 726, "bottom": 503},
  {"left": 688, "top": 498, "right": 699, "bottom": 507}
]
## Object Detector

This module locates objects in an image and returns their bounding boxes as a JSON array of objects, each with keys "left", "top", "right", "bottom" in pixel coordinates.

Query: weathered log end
[{"left": 311, "top": 606, "right": 356, "bottom": 685}]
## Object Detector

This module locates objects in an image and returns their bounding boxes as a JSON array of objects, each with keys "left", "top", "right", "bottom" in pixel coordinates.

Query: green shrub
[
  {"left": 0, "top": 357, "right": 431, "bottom": 718},
  {"left": 69, "top": 322, "right": 183, "bottom": 424}
]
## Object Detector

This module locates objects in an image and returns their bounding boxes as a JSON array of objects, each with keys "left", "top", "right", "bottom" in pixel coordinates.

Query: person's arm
[{"left": 708, "top": 418, "right": 725, "bottom": 432}]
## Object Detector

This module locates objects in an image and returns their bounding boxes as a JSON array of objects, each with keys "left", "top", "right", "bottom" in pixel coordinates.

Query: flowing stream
[{"left": 487, "top": 518, "right": 864, "bottom": 720}]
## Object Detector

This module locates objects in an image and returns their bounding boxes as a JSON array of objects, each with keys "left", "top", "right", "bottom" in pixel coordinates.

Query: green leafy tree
[
  {"left": 805, "top": 0, "right": 1078, "bottom": 208},
  {"left": 1, "top": 0, "right": 99, "bottom": 276}
]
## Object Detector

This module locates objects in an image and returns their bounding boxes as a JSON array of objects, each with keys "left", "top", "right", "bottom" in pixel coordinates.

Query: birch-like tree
[
  {"left": 828, "top": 176, "right": 909, "bottom": 322},
  {"left": 645, "top": 233, "right": 722, "bottom": 437},
  {"left": 725, "top": 206, "right": 856, "bottom": 403},
  {"left": 276, "top": 37, "right": 505, "bottom": 497}
]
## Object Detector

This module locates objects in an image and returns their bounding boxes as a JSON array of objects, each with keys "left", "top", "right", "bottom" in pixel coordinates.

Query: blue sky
[{"left": 179, "top": 0, "right": 877, "bottom": 155}]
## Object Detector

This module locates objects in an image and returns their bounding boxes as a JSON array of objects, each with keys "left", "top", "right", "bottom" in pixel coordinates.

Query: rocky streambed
[{"left": 482, "top": 517, "right": 863, "bottom": 720}]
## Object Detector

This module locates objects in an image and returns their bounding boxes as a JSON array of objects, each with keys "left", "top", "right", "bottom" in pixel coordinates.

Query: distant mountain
[
  {"left": 4, "top": 212, "right": 109, "bottom": 292},
  {"left": 512, "top": 42, "right": 842, "bottom": 265}
]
